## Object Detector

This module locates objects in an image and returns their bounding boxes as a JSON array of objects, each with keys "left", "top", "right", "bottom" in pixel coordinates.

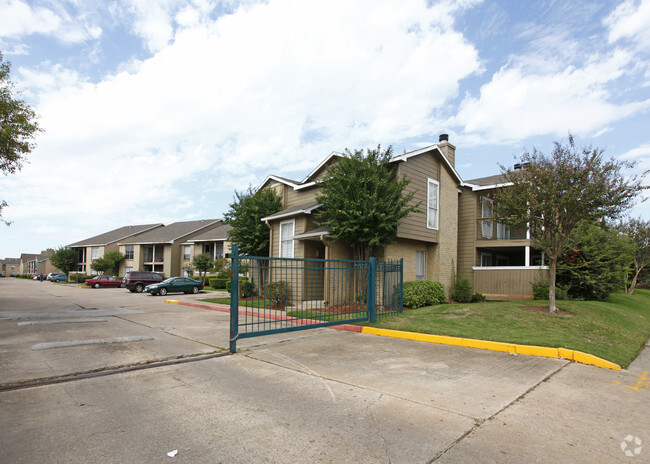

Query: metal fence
[{"left": 228, "top": 246, "right": 403, "bottom": 352}]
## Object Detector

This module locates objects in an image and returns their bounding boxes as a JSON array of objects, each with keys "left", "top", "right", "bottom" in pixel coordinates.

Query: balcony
[
  {"left": 143, "top": 246, "right": 164, "bottom": 263},
  {"left": 476, "top": 219, "right": 527, "bottom": 240}
]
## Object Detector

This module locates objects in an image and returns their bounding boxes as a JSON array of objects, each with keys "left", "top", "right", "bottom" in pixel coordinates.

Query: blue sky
[{"left": 1, "top": 0, "right": 649, "bottom": 259}]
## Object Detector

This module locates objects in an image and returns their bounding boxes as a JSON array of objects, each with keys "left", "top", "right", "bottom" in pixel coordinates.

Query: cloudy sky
[{"left": 1, "top": 0, "right": 649, "bottom": 258}]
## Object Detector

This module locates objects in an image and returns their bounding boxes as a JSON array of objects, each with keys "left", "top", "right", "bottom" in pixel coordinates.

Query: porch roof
[{"left": 292, "top": 226, "right": 330, "bottom": 240}]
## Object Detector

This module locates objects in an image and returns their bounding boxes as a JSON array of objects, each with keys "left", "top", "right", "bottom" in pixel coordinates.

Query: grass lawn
[{"left": 365, "top": 289, "right": 650, "bottom": 368}]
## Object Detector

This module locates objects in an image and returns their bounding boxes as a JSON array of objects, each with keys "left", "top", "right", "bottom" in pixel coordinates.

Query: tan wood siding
[
  {"left": 396, "top": 153, "right": 439, "bottom": 243},
  {"left": 457, "top": 187, "right": 478, "bottom": 280},
  {"left": 473, "top": 267, "right": 548, "bottom": 298},
  {"left": 285, "top": 185, "right": 319, "bottom": 208}
]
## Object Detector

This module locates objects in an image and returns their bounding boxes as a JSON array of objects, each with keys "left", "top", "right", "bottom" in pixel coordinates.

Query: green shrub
[
  {"left": 451, "top": 277, "right": 473, "bottom": 303},
  {"left": 209, "top": 277, "right": 228, "bottom": 289},
  {"left": 532, "top": 281, "right": 569, "bottom": 300},
  {"left": 403, "top": 280, "right": 446, "bottom": 309},
  {"left": 227, "top": 278, "right": 256, "bottom": 297},
  {"left": 471, "top": 292, "right": 486, "bottom": 303},
  {"left": 265, "top": 281, "right": 289, "bottom": 305}
]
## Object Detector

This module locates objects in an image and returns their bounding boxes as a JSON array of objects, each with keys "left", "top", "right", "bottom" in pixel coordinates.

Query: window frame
[
  {"left": 416, "top": 250, "right": 426, "bottom": 281},
  {"left": 125, "top": 245, "right": 134, "bottom": 260},
  {"left": 427, "top": 178, "right": 439, "bottom": 230},
  {"left": 279, "top": 219, "right": 295, "bottom": 259}
]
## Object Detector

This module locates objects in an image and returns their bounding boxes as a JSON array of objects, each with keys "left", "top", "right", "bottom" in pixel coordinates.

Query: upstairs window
[
  {"left": 125, "top": 246, "right": 134, "bottom": 260},
  {"left": 91, "top": 247, "right": 100, "bottom": 260},
  {"left": 427, "top": 179, "right": 439, "bottom": 230},
  {"left": 183, "top": 245, "right": 191, "bottom": 261}
]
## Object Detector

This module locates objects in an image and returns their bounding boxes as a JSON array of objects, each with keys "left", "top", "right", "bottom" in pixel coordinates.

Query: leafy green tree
[
  {"left": 1, "top": 52, "right": 42, "bottom": 225},
  {"left": 557, "top": 221, "right": 634, "bottom": 300},
  {"left": 225, "top": 186, "right": 282, "bottom": 256},
  {"left": 492, "top": 135, "right": 646, "bottom": 313},
  {"left": 104, "top": 251, "right": 125, "bottom": 276},
  {"left": 315, "top": 145, "right": 420, "bottom": 261},
  {"left": 50, "top": 247, "right": 77, "bottom": 277},
  {"left": 620, "top": 218, "right": 650, "bottom": 294},
  {"left": 192, "top": 253, "right": 213, "bottom": 284},
  {"left": 91, "top": 257, "right": 110, "bottom": 274}
]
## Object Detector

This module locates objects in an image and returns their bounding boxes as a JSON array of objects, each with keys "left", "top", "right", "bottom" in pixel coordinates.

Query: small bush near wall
[
  {"left": 403, "top": 280, "right": 446, "bottom": 309},
  {"left": 532, "top": 281, "right": 569, "bottom": 300},
  {"left": 451, "top": 276, "right": 473, "bottom": 303},
  {"left": 226, "top": 278, "right": 256, "bottom": 297},
  {"left": 265, "top": 281, "right": 289, "bottom": 305},
  {"left": 209, "top": 277, "right": 228, "bottom": 289}
]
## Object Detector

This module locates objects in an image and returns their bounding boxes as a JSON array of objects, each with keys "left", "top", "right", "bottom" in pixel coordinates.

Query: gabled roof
[
  {"left": 3, "top": 258, "right": 20, "bottom": 264},
  {"left": 301, "top": 151, "right": 345, "bottom": 183},
  {"left": 260, "top": 202, "right": 320, "bottom": 222},
  {"left": 390, "top": 144, "right": 462, "bottom": 184},
  {"left": 292, "top": 226, "right": 330, "bottom": 240},
  {"left": 118, "top": 219, "right": 222, "bottom": 245},
  {"left": 186, "top": 224, "right": 233, "bottom": 243},
  {"left": 69, "top": 224, "right": 164, "bottom": 247}
]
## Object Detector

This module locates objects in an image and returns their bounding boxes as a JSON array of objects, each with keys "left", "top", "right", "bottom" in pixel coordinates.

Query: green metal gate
[{"left": 228, "top": 246, "right": 403, "bottom": 352}]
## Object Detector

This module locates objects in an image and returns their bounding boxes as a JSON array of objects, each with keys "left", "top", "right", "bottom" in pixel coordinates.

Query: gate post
[
  {"left": 368, "top": 257, "right": 377, "bottom": 323},
  {"left": 229, "top": 246, "right": 239, "bottom": 353}
]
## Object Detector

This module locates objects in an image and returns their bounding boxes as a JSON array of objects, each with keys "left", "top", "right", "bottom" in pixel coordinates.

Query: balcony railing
[{"left": 476, "top": 219, "right": 527, "bottom": 240}]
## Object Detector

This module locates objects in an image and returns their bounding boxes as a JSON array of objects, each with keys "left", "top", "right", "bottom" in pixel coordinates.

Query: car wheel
[
  {"left": 191, "top": 286, "right": 199, "bottom": 294},
  {"left": 159, "top": 287, "right": 168, "bottom": 296},
  {"left": 93, "top": 283, "right": 101, "bottom": 289},
  {"left": 135, "top": 284, "right": 144, "bottom": 293}
]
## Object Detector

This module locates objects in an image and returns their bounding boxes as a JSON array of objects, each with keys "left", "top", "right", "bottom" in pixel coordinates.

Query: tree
[
  {"left": 557, "top": 221, "right": 634, "bottom": 300},
  {"left": 492, "top": 135, "right": 646, "bottom": 313},
  {"left": 225, "top": 186, "right": 282, "bottom": 256},
  {"left": 192, "top": 253, "right": 213, "bottom": 284},
  {"left": 91, "top": 257, "right": 110, "bottom": 275},
  {"left": 315, "top": 145, "right": 420, "bottom": 261},
  {"left": 620, "top": 218, "right": 650, "bottom": 294},
  {"left": 50, "top": 247, "right": 78, "bottom": 277},
  {"left": 1, "top": 52, "right": 42, "bottom": 225},
  {"left": 104, "top": 251, "right": 125, "bottom": 276}
]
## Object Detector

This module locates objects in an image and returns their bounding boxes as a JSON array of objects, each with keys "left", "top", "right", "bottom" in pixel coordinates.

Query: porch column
[{"left": 525, "top": 246, "right": 531, "bottom": 267}]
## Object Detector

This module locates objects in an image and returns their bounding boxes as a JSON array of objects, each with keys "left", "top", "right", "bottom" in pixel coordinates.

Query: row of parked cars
[
  {"left": 32, "top": 273, "right": 67, "bottom": 282},
  {"left": 84, "top": 271, "right": 204, "bottom": 296}
]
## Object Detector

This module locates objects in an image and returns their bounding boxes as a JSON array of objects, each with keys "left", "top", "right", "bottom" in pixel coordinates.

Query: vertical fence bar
[
  {"left": 229, "top": 246, "right": 239, "bottom": 353},
  {"left": 399, "top": 257, "right": 404, "bottom": 313},
  {"left": 368, "top": 257, "right": 377, "bottom": 323}
]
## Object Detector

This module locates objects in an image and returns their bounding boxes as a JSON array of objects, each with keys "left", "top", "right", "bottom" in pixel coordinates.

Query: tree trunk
[
  {"left": 548, "top": 257, "right": 558, "bottom": 313},
  {"left": 626, "top": 266, "right": 641, "bottom": 295}
]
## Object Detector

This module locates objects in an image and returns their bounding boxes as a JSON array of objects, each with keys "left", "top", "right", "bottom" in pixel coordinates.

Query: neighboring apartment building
[
  {"left": 257, "top": 134, "right": 547, "bottom": 300},
  {"left": 117, "top": 219, "right": 223, "bottom": 278},
  {"left": 69, "top": 224, "right": 164, "bottom": 274},
  {"left": 181, "top": 223, "right": 233, "bottom": 274},
  {"left": 2, "top": 258, "right": 20, "bottom": 276}
]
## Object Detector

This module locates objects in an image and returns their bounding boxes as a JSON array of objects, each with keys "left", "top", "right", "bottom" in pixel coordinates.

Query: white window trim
[
  {"left": 427, "top": 178, "right": 439, "bottom": 230},
  {"left": 279, "top": 219, "right": 295, "bottom": 258}
]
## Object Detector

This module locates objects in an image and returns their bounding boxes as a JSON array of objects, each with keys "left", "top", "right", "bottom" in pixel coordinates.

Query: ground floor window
[{"left": 416, "top": 251, "right": 426, "bottom": 280}]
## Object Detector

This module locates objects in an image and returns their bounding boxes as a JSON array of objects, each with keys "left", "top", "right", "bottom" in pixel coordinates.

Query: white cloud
[
  {"left": 605, "top": 0, "right": 650, "bottom": 49},
  {"left": 0, "top": 0, "right": 61, "bottom": 37},
  {"left": 452, "top": 49, "right": 650, "bottom": 144}
]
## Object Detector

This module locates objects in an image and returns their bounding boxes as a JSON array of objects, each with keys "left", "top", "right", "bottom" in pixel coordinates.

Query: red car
[{"left": 85, "top": 275, "right": 123, "bottom": 288}]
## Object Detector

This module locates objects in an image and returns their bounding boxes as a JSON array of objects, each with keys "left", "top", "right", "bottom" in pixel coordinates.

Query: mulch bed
[{"left": 520, "top": 305, "right": 574, "bottom": 317}]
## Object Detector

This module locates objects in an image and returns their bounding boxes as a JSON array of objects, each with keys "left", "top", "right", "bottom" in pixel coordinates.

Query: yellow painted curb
[
  {"left": 165, "top": 299, "right": 179, "bottom": 304},
  {"left": 79, "top": 286, "right": 91, "bottom": 289},
  {"left": 360, "top": 327, "right": 621, "bottom": 370}
]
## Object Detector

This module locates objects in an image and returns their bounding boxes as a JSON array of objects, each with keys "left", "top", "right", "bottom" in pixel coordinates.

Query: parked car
[
  {"left": 50, "top": 273, "right": 67, "bottom": 282},
  {"left": 46, "top": 272, "right": 58, "bottom": 281},
  {"left": 85, "top": 275, "right": 122, "bottom": 288},
  {"left": 123, "top": 271, "right": 164, "bottom": 293},
  {"left": 145, "top": 277, "right": 203, "bottom": 296}
]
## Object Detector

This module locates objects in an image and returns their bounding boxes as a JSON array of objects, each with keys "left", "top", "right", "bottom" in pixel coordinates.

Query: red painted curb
[{"left": 168, "top": 300, "right": 365, "bottom": 333}]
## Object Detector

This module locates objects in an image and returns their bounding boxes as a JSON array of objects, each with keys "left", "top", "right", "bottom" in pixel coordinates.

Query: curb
[{"left": 164, "top": 299, "right": 620, "bottom": 371}]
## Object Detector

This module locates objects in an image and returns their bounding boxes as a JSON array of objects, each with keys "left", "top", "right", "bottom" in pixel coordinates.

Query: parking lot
[{"left": 0, "top": 278, "right": 648, "bottom": 463}]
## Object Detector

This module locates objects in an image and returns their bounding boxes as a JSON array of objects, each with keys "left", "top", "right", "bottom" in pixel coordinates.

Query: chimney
[{"left": 437, "top": 133, "right": 455, "bottom": 167}]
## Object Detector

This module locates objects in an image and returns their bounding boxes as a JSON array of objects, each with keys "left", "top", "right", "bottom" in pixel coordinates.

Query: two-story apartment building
[
  {"left": 117, "top": 219, "right": 223, "bottom": 277},
  {"left": 69, "top": 224, "right": 164, "bottom": 274},
  {"left": 256, "top": 134, "right": 546, "bottom": 301},
  {"left": 181, "top": 223, "right": 233, "bottom": 274}
]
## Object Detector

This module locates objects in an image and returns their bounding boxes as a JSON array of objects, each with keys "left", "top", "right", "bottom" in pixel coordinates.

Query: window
[
  {"left": 215, "top": 242, "right": 224, "bottom": 259},
  {"left": 183, "top": 245, "right": 191, "bottom": 261},
  {"left": 416, "top": 251, "right": 426, "bottom": 280},
  {"left": 480, "top": 252, "right": 492, "bottom": 267},
  {"left": 481, "top": 198, "right": 493, "bottom": 238},
  {"left": 427, "top": 179, "right": 439, "bottom": 229},
  {"left": 125, "top": 246, "right": 134, "bottom": 260},
  {"left": 280, "top": 220, "right": 295, "bottom": 258},
  {"left": 91, "top": 247, "right": 100, "bottom": 260}
]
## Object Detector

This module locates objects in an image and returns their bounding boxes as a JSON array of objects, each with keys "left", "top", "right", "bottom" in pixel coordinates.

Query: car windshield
[{"left": 161, "top": 278, "right": 177, "bottom": 284}]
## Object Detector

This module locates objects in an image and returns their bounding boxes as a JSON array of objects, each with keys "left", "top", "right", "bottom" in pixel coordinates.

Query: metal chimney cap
[{"left": 439, "top": 133, "right": 449, "bottom": 143}]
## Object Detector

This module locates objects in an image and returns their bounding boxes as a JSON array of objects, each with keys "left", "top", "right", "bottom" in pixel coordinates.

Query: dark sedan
[
  {"left": 85, "top": 275, "right": 123, "bottom": 288},
  {"left": 144, "top": 277, "right": 203, "bottom": 296}
]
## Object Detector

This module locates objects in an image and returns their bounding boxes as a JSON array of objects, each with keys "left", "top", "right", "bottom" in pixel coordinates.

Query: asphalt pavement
[{"left": 0, "top": 278, "right": 647, "bottom": 463}]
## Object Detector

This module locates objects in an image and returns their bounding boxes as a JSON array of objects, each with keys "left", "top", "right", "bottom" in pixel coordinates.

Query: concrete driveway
[{"left": 0, "top": 278, "right": 647, "bottom": 463}]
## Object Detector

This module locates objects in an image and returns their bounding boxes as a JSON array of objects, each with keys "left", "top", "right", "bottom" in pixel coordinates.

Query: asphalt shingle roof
[
  {"left": 69, "top": 224, "right": 163, "bottom": 247},
  {"left": 119, "top": 219, "right": 221, "bottom": 244}
]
